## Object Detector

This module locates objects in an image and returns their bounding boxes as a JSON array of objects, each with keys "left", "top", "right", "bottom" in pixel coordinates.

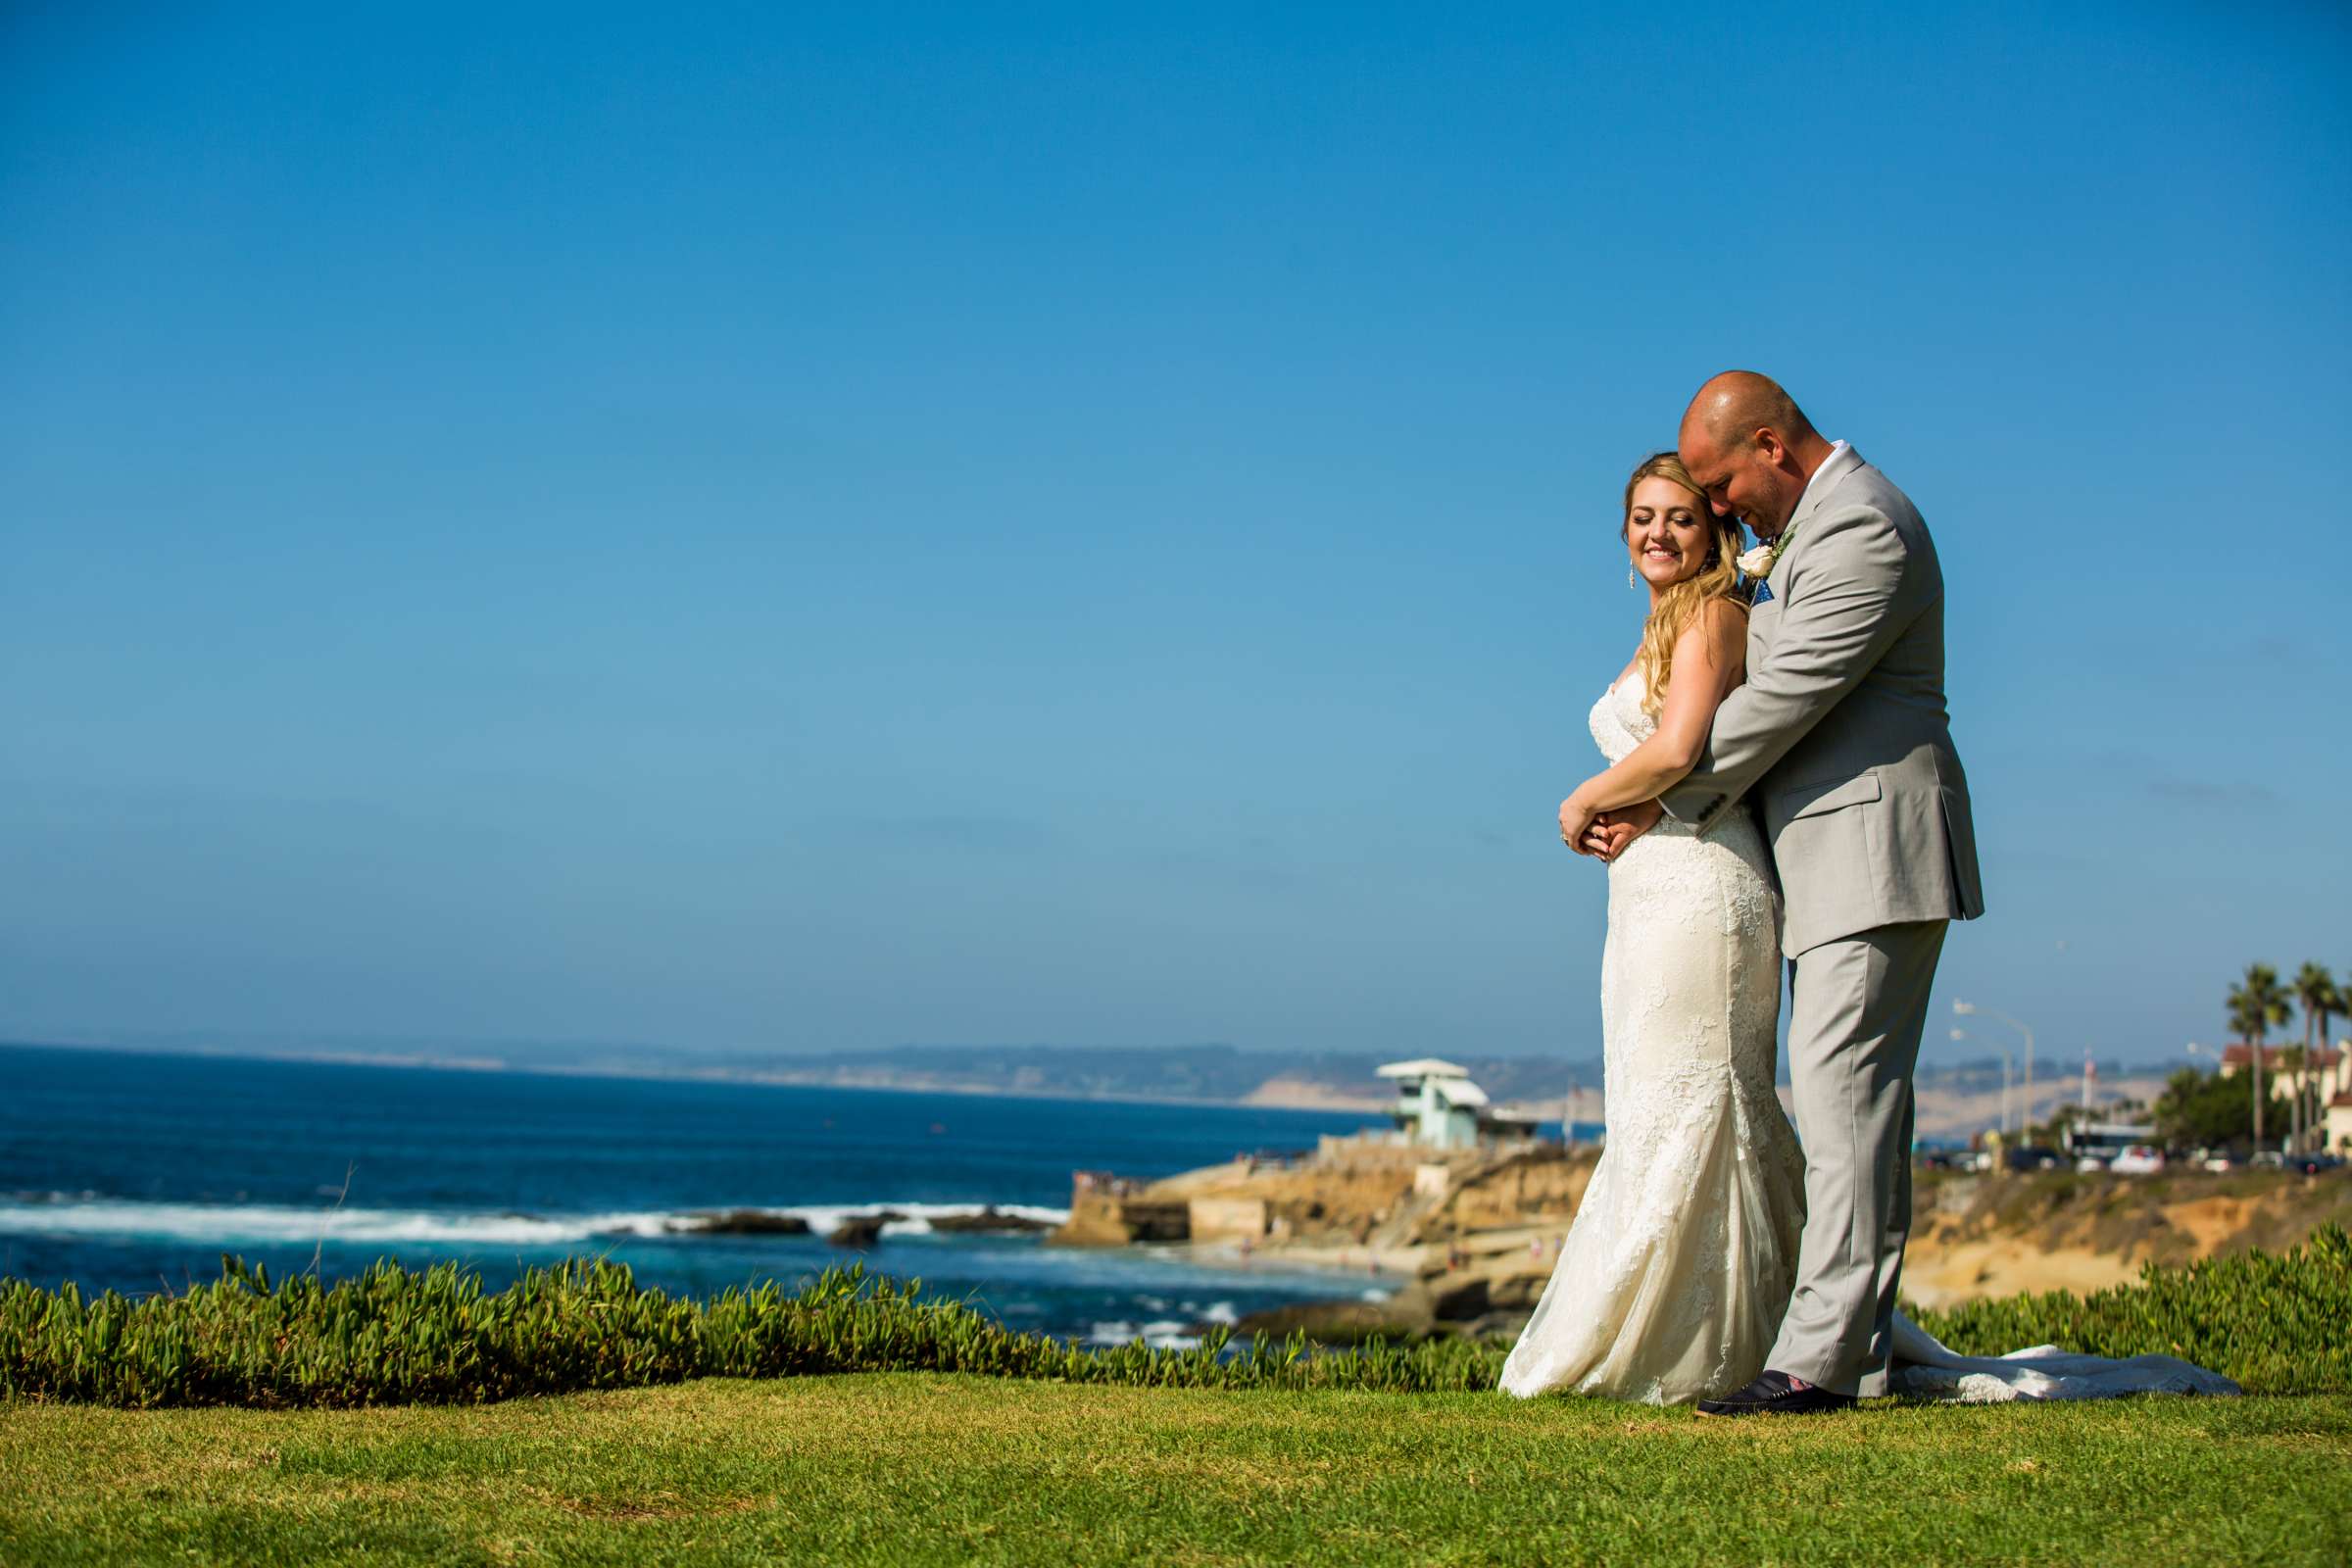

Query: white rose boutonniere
[
  {"left": 1738, "top": 523, "right": 1798, "bottom": 605},
  {"left": 1735, "top": 525, "right": 1797, "bottom": 605}
]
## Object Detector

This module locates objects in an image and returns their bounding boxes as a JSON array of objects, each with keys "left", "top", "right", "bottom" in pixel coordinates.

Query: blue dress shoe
[{"left": 1695, "top": 1370, "right": 1858, "bottom": 1417}]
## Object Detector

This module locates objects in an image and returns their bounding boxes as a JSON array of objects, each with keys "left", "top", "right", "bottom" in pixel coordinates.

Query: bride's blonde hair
[{"left": 1622, "top": 452, "right": 1748, "bottom": 718}]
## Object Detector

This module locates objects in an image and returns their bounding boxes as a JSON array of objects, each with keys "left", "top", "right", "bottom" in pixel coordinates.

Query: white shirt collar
[{"left": 1788, "top": 439, "right": 1850, "bottom": 521}]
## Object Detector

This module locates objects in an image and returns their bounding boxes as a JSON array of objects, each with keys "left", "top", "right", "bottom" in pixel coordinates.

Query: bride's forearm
[
  {"left": 1573, "top": 617, "right": 1737, "bottom": 828},
  {"left": 1569, "top": 739, "right": 1697, "bottom": 816}
]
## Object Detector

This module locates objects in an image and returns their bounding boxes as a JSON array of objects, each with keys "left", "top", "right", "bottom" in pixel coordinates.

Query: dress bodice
[
  {"left": 1588, "top": 674, "right": 1702, "bottom": 842},
  {"left": 1590, "top": 673, "right": 1650, "bottom": 765}
]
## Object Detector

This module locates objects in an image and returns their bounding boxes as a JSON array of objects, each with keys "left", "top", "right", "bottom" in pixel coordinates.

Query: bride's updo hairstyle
[{"left": 1622, "top": 452, "right": 1748, "bottom": 719}]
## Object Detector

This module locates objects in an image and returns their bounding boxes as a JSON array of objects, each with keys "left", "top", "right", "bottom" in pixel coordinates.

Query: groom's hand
[{"left": 1583, "top": 800, "right": 1665, "bottom": 861}]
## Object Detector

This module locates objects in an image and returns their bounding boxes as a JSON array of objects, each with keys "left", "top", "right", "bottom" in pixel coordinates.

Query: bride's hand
[{"left": 1559, "top": 792, "right": 1601, "bottom": 854}]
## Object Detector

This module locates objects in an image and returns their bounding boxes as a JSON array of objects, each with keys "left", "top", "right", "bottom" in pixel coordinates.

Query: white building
[
  {"left": 2326, "top": 1094, "right": 2352, "bottom": 1154},
  {"left": 2220, "top": 1041, "right": 2350, "bottom": 1103},
  {"left": 1376, "top": 1057, "right": 1537, "bottom": 1150}
]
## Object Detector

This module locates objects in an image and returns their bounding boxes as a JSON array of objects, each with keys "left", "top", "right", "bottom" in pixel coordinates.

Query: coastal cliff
[
  {"left": 1050, "top": 1134, "right": 1595, "bottom": 1256},
  {"left": 1048, "top": 1133, "right": 1598, "bottom": 1340},
  {"left": 1054, "top": 1139, "right": 2352, "bottom": 1345}
]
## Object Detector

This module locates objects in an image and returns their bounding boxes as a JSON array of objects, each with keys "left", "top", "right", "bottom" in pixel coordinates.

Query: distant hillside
[
  {"left": 710, "top": 1046, "right": 2154, "bottom": 1115},
  {"left": 1923, "top": 1055, "right": 2145, "bottom": 1094},
  {"left": 715, "top": 1043, "right": 1601, "bottom": 1111},
  {"left": 8, "top": 1034, "right": 2167, "bottom": 1124},
  {"left": 3, "top": 1034, "right": 1599, "bottom": 1111}
]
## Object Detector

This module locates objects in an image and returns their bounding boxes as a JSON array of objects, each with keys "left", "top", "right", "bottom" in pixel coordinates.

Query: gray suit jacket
[{"left": 1661, "top": 446, "right": 1984, "bottom": 956}]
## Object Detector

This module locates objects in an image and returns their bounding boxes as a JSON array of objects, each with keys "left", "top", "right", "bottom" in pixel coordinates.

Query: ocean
[{"left": 0, "top": 1043, "right": 1443, "bottom": 1348}]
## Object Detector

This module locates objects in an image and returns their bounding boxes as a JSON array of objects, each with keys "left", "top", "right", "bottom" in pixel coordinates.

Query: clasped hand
[{"left": 1560, "top": 797, "right": 1664, "bottom": 861}]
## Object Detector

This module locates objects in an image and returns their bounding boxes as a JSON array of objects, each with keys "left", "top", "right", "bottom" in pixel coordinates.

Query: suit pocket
[
  {"left": 1769, "top": 771, "right": 1888, "bottom": 952},
  {"left": 1776, "top": 771, "right": 1883, "bottom": 820}
]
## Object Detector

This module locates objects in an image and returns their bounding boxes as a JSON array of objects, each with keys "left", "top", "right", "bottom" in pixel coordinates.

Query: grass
[
  {"left": 5, "top": 1376, "right": 2348, "bottom": 1566},
  {"left": 9, "top": 1233, "right": 2348, "bottom": 1563}
]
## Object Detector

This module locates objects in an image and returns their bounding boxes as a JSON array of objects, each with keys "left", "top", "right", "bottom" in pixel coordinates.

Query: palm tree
[
  {"left": 2281, "top": 1039, "right": 2310, "bottom": 1155},
  {"left": 2229, "top": 962, "right": 2291, "bottom": 1151},
  {"left": 2296, "top": 963, "right": 2344, "bottom": 1152},
  {"left": 2305, "top": 968, "right": 2342, "bottom": 1152}
]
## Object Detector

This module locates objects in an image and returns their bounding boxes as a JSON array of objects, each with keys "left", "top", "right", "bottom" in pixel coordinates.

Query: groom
[{"left": 1590, "top": 371, "right": 1984, "bottom": 1413}]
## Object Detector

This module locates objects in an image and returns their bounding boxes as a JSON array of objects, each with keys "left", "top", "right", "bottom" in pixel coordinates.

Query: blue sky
[{"left": 3, "top": 3, "right": 2347, "bottom": 1068}]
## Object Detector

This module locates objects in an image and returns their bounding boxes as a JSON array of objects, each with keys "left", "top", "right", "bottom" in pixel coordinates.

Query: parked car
[
  {"left": 2289, "top": 1152, "right": 2344, "bottom": 1176},
  {"left": 2193, "top": 1149, "right": 2241, "bottom": 1173},
  {"left": 2004, "top": 1146, "right": 2064, "bottom": 1172},
  {"left": 2075, "top": 1154, "right": 2109, "bottom": 1173},
  {"left": 2110, "top": 1146, "right": 2166, "bottom": 1175}
]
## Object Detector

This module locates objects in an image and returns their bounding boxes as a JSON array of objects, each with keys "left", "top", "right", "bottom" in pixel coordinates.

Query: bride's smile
[{"left": 1624, "top": 476, "right": 1712, "bottom": 592}]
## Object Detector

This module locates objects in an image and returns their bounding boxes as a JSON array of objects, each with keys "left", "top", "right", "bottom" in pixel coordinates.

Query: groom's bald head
[
  {"left": 1683, "top": 371, "right": 1816, "bottom": 453},
  {"left": 1677, "top": 371, "right": 1834, "bottom": 537}
]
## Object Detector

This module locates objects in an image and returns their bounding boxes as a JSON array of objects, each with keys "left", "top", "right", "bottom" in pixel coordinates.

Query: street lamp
[
  {"left": 1952, "top": 1026, "right": 2012, "bottom": 1136},
  {"left": 1955, "top": 1001, "right": 2034, "bottom": 1141}
]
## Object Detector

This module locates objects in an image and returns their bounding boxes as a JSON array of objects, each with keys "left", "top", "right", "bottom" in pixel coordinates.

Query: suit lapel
[{"left": 1744, "top": 448, "right": 1861, "bottom": 659}]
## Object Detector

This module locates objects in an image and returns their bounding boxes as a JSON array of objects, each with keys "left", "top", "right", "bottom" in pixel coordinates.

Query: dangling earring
[{"left": 1628, "top": 568, "right": 1639, "bottom": 588}]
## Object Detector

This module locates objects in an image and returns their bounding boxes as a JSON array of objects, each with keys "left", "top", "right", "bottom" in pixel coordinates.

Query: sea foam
[{"left": 0, "top": 1197, "right": 1069, "bottom": 1248}]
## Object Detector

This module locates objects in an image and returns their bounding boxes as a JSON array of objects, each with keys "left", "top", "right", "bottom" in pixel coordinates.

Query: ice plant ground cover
[
  {"left": 5, "top": 1227, "right": 2351, "bottom": 1407},
  {"left": 4, "top": 1377, "right": 2348, "bottom": 1566}
]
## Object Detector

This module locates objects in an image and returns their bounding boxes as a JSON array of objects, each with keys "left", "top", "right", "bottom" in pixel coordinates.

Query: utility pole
[
  {"left": 1953, "top": 1026, "right": 2010, "bottom": 1136},
  {"left": 1956, "top": 1002, "right": 2034, "bottom": 1141}
]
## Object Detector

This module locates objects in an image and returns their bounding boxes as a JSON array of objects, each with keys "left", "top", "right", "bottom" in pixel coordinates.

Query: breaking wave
[
  {"left": 0, "top": 1196, "right": 1069, "bottom": 1248},
  {"left": 1082, "top": 1298, "right": 1238, "bottom": 1349},
  {"left": 1084, "top": 1319, "right": 1203, "bottom": 1350}
]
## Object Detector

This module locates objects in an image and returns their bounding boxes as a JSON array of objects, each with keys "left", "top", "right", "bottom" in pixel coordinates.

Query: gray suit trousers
[{"left": 1769, "top": 918, "right": 1948, "bottom": 1397}]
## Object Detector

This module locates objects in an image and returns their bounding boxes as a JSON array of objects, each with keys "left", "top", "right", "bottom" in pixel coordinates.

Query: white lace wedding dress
[
  {"left": 1497, "top": 674, "right": 2241, "bottom": 1405},
  {"left": 1498, "top": 673, "right": 1804, "bottom": 1404}
]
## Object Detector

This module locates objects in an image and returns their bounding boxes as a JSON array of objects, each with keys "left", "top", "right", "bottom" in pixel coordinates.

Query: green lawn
[{"left": 5, "top": 1378, "right": 2347, "bottom": 1566}]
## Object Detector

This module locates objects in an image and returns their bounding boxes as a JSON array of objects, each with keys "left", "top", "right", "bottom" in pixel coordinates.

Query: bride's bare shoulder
[
  {"left": 1676, "top": 595, "right": 1748, "bottom": 656},
  {"left": 1702, "top": 593, "right": 1750, "bottom": 629}
]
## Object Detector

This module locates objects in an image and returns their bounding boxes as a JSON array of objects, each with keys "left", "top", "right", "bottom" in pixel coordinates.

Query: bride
[
  {"left": 1498, "top": 452, "right": 1801, "bottom": 1405},
  {"left": 1498, "top": 453, "right": 2239, "bottom": 1406}
]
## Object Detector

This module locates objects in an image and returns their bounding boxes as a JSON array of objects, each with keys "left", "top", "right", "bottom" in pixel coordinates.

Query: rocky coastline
[
  {"left": 1048, "top": 1131, "right": 1596, "bottom": 1343},
  {"left": 1050, "top": 1139, "right": 2352, "bottom": 1347}
]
